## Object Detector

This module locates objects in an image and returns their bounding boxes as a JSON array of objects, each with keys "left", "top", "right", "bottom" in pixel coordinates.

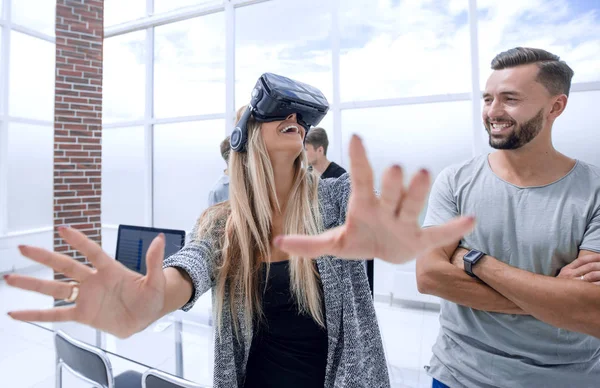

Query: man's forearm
[
  {"left": 475, "top": 256, "right": 600, "bottom": 338},
  {"left": 417, "top": 254, "right": 526, "bottom": 314}
]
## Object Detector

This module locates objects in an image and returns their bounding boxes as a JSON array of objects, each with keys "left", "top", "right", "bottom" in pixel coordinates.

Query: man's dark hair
[
  {"left": 220, "top": 136, "right": 230, "bottom": 163},
  {"left": 304, "top": 127, "right": 329, "bottom": 155},
  {"left": 491, "top": 47, "right": 574, "bottom": 96}
]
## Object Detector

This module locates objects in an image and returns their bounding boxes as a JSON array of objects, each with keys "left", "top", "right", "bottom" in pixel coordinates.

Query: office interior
[{"left": 0, "top": 0, "right": 599, "bottom": 387}]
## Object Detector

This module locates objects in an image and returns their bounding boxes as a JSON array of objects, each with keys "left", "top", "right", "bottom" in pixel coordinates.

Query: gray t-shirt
[
  {"left": 423, "top": 154, "right": 600, "bottom": 388},
  {"left": 207, "top": 174, "right": 229, "bottom": 207}
]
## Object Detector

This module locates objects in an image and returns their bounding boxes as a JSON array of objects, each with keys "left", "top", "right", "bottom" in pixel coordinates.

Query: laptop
[{"left": 115, "top": 224, "right": 186, "bottom": 275}]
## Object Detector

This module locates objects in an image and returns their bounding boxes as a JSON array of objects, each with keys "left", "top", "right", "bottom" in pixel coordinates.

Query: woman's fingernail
[
  {"left": 352, "top": 134, "right": 362, "bottom": 141},
  {"left": 3, "top": 274, "right": 9, "bottom": 281},
  {"left": 58, "top": 225, "right": 67, "bottom": 231},
  {"left": 419, "top": 168, "right": 429, "bottom": 175},
  {"left": 273, "top": 236, "right": 282, "bottom": 248},
  {"left": 17, "top": 245, "right": 26, "bottom": 250},
  {"left": 7, "top": 312, "right": 13, "bottom": 318}
]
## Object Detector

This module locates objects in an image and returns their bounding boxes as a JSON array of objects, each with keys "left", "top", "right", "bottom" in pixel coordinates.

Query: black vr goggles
[{"left": 230, "top": 73, "right": 330, "bottom": 152}]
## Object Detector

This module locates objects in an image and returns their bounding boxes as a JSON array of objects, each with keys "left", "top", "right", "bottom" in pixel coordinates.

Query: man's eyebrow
[{"left": 482, "top": 91, "right": 523, "bottom": 98}]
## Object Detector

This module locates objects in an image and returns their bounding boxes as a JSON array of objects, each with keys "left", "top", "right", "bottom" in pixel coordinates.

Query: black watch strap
[{"left": 463, "top": 249, "right": 485, "bottom": 278}]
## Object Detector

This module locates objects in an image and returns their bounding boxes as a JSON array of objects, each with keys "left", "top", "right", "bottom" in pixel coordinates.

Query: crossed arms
[{"left": 417, "top": 239, "right": 600, "bottom": 338}]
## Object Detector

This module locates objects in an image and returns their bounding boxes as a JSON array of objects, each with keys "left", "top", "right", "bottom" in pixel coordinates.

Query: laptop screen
[{"left": 115, "top": 225, "right": 186, "bottom": 275}]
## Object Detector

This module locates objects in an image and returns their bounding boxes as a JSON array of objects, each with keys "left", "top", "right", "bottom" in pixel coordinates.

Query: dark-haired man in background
[
  {"left": 418, "top": 47, "right": 600, "bottom": 387},
  {"left": 305, "top": 127, "right": 346, "bottom": 179}
]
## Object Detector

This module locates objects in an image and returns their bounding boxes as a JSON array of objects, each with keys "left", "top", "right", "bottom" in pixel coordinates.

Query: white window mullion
[
  {"left": 225, "top": 0, "right": 235, "bottom": 135},
  {"left": 468, "top": 0, "right": 483, "bottom": 157},
  {"left": 331, "top": 0, "right": 342, "bottom": 165},
  {"left": 144, "top": 24, "right": 155, "bottom": 227},
  {"left": 0, "top": 0, "right": 13, "bottom": 235}
]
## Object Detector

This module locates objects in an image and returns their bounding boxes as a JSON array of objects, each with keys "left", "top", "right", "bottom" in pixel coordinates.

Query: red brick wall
[{"left": 54, "top": 0, "right": 103, "bottom": 278}]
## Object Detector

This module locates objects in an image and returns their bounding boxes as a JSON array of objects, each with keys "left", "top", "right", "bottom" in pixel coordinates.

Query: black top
[
  {"left": 243, "top": 261, "right": 328, "bottom": 388},
  {"left": 321, "top": 161, "right": 347, "bottom": 179}
]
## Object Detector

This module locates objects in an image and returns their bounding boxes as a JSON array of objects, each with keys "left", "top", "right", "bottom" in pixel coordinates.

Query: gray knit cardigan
[{"left": 163, "top": 173, "right": 390, "bottom": 388}]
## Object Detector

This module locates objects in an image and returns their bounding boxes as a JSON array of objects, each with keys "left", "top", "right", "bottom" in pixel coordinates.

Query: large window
[
  {"left": 102, "top": 2, "right": 228, "bottom": 234},
  {"left": 154, "top": 13, "right": 226, "bottom": 118},
  {"left": 0, "top": 0, "right": 55, "bottom": 236},
  {"left": 99, "top": 0, "right": 600, "bottom": 301}
]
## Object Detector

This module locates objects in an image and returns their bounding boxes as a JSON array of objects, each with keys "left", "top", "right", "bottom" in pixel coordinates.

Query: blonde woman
[{"left": 6, "top": 105, "right": 474, "bottom": 387}]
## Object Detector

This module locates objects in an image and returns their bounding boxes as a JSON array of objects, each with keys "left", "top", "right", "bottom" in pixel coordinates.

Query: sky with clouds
[{"left": 97, "top": 0, "right": 600, "bottom": 123}]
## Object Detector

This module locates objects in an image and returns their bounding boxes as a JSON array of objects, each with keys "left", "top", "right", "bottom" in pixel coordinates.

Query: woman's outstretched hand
[
  {"left": 5, "top": 227, "right": 168, "bottom": 338},
  {"left": 274, "top": 135, "right": 475, "bottom": 264}
]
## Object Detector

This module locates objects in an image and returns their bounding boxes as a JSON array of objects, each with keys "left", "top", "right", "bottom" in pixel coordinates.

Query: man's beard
[{"left": 486, "top": 109, "right": 544, "bottom": 150}]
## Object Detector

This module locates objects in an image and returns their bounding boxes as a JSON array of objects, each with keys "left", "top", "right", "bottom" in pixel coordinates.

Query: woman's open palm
[
  {"left": 275, "top": 135, "right": 476, "bottom": 264},
  {"left": 5, "top": 227, "right": 167, "bottom": 338}
]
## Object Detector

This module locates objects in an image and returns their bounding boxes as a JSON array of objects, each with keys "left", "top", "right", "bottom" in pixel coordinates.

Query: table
[{"left": 26, "top": 309, "right": 215, "bottom": 387}]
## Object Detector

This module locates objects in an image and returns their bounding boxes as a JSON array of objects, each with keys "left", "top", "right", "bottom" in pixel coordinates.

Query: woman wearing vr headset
[{"left": 6, "top": 75, "right": 474, "bottom": 388}]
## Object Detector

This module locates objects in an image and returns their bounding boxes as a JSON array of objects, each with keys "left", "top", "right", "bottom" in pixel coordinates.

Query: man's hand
[
  {"left": 274, "top": 135, "right": 476, "bottom": 264},
  {"left": 558, "top": 253, "right": 600, "bottom": 285}
]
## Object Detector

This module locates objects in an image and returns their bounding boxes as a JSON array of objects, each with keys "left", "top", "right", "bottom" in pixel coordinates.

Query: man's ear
[
  {"left": 549, "top": 94, "right": 568, "bottom": 120},
  {"left": 318, "top": 146, "right": 325, "bottom": 155}
]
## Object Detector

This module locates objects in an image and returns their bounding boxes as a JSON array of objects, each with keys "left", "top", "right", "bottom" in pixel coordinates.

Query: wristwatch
[{"left": 463, "top": 249, "right": 486, "bottom": 278}]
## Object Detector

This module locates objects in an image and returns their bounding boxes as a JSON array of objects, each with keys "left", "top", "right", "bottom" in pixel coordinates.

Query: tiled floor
[{"left": 0, "top": 267, "right": 439, "bottom": 388}]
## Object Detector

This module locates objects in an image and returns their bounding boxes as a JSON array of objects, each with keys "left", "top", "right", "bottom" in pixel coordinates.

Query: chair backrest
[
  {"left": 115, "top": 225, "right": 186, "bottom": 275},
  {"left": 142, "top": 369, "right": 204, "bottom": 388},
  {"left": 55, "top": 330, "right": 113, "bottom": 388}
]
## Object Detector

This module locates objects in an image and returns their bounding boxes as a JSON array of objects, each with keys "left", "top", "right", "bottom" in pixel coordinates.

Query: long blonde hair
[{"left": 198, "top": 112, "right": 325, "bottom": 338}]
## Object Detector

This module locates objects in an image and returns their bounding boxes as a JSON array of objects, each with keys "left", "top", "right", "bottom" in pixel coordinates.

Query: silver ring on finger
[
  {"left": 580, "top": 275, "right": 585, "bottom": 281},
  {"left": 64, "top": 281, "right": 80, "bottom": 303}
]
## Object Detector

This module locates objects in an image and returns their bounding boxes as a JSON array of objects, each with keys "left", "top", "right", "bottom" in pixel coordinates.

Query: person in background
[
  {"left": 207, "top": 136, "right": 231, "bottom": 206},
  {"left": 304, "top": 127, "right": 346, "bottom": 179},
  {"left": 207, "top": 107, "right": 247, "bottom": 207}
]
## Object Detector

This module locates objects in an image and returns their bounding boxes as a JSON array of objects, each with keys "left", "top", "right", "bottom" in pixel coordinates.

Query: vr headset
[{"left": 230, "top": 73, "right": 330, "bottom": 152}]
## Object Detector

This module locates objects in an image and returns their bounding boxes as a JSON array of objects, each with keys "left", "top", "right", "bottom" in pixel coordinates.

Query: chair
[
  {"left": 55, "top": 330, "right": 142, "bottom": 388},
  {"left": 142, "top": 369, "right": 204, "bottom": 388}
]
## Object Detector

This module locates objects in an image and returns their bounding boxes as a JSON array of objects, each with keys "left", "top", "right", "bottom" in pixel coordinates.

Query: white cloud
[
  {"left": 101, "top": 0, "right": 600, "bottom": 122},
  {"left": 339, "top": 0, "right": 472, "bottom": 101},
  {"left": 478, "top": 0, "right": 600, "bottom": 85}
]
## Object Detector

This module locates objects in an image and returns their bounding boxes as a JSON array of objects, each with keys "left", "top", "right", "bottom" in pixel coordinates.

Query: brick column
[{"left": 54, "top": 0, "right": 103, "bottom": 279}]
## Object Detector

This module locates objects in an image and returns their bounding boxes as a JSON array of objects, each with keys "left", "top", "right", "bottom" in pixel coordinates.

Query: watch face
[{"left": 464, "top": 250, "right": 480, "bottom": 262}]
